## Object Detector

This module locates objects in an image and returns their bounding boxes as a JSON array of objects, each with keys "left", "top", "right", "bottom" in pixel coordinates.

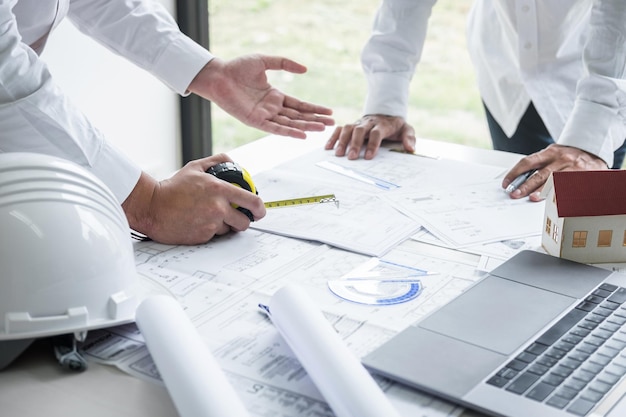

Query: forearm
[
  {"left": 187, "top": 58, "right": 221, "bottom": 101},
  {"left": 121, "top": 171, "right": 159, "bottom": 236}
]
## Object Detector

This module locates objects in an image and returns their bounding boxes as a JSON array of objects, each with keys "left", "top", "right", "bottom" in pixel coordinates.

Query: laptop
[{"left": 363, "top": 250, "right": 626, "bottom": 417}]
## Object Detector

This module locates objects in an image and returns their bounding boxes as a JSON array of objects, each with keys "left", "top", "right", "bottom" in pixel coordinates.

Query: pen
[
  {"left": 258, "top": 303, "right": 271, "bottom": 316},
  {"left": 505, "top": 169, "right": 537, "bottom": 193}
]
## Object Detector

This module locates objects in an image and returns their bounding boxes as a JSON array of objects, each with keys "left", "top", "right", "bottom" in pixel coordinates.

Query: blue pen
[
  {"left": 258, "top": 303, "right": 271, "bottom": 316},
  {"left": 505, "top": 169, "right": 537, "bottom": 193}
]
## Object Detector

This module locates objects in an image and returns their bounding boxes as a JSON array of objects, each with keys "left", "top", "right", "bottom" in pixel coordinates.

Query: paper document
[
  {"left": 81, "top": 233, "right": 466, "bottom": 417},
  {"left": 249, "top": 147, "right": 504, "bottom": 256},
  {"left": 270, "top": 147, "right": 505, "bottom": 193},
  {"left": 264, "top": 284, "right": 402, "bottom": 417},
  {"left": 411, "top": 227, "right": 543, "bottom": 260},
  {"left": 386, "top": 180, "right": 545, "bottom": 247},
  {"left": 252, "top": 173, "right": 420, "bottom": 256},
  {"left": 71, "top": 140, "right": 532, "bottom": 417},
  {"left": 135, "top": 295, "right": 250, "bottom": 417}
]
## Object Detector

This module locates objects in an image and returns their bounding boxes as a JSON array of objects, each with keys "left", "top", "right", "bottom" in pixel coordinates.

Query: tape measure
[
  {"left": 206, "top": 162, "right": 257, "bottom": 194},
  {"left": 206, "top": 162, "right": 257, "bottom": 221},
  {"left": 206, "top": 162, "right": 338, "bottom": 220},
  {"left": 264, "top": 194, "right": 338, "bottom": 209}
]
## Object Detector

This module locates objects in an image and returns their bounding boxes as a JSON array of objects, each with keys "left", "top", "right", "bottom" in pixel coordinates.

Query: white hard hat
[{"left": 0, "top": 152, "right": 139, "bottom": 369}]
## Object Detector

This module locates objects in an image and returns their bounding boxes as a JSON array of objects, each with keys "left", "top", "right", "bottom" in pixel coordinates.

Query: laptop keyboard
[{"left": 486, "top": 283, "right": 626, "bottom": 416}]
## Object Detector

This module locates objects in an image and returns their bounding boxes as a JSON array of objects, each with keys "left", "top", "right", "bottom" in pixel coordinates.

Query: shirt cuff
[
  {"left": 558, "top": 99, "right": 626, "bottom": 169},
  {"left": 90, "top": 141, "right": 142, "bottom": 204},
  {"left": 151, "top": 36, "right": 214, "bottom": 97},
  {"left": 363, "top": 72, "right": 412, "bottom": 119}
]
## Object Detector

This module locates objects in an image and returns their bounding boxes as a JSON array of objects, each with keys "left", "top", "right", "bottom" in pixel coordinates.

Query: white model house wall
[
  {"left": 559, "top": 215, "right": 626, "bottom": 264},
  {"left": 541, "top": 193, "right": 564, "bottom": 258}
]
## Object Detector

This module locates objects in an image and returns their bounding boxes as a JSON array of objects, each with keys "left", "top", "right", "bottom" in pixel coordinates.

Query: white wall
[{"left": 42, "top": 0, "right": 180, "bottom": 180}]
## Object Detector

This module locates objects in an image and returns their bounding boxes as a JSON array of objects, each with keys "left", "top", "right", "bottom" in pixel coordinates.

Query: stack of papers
[
  {"left": 78, "top": 144, "right": 548, "bottom": 417},
  {"left": 249, "top": 147, "right": 541, "bottom": 257}
]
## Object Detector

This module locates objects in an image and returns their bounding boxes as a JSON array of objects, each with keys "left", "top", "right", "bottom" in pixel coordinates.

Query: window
[
  {"left": 572, "top": 231, "right": 587, "bottom": 248},
  {"left": 552, "top": 224, "right": 559, "bottom": 243},
  {"left": 598, "top": 230, "right": 613, "bottom": 247},
  {"left": 545, "top": 218, "right": 552, "bottom": 235}
]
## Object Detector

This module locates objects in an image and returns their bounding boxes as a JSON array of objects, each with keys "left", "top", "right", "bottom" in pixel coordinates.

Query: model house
[{"left": 541, "top": 170, "right": 626, "bottom": 264}]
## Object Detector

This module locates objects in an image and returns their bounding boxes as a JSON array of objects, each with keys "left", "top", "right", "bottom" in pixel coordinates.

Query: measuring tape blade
[
  {"left": 206, "top": 162, "right": 339, "bottom": 214},
  {"left": 264, "top": 194, "right": 338, "bottom": 209}
]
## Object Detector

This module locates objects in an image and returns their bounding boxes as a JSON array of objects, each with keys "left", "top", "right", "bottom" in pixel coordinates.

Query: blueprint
[
  {"left": 81, "top": 230, "right": 482, "bottom": 417},
  {"left": 78, "top": 146, "right": 544, "bottom": 417}
]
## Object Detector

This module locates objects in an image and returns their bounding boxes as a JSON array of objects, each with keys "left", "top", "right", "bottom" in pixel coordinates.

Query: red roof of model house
[{"left": 552, "top": 170, "right": 626, "bottom": 218}]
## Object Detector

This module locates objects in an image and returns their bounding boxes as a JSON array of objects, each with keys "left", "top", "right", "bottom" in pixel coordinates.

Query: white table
[{"left": 0, "top": 131, "right": 521, "bottom": 417}]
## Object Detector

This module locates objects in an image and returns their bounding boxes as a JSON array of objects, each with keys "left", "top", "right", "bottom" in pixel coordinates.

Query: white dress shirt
[
  {"left": 0, "top": 0, "right": 213, "bottom": 202},
  {"left": 361, "top": 0, "right": 626, "bottom": 167}
]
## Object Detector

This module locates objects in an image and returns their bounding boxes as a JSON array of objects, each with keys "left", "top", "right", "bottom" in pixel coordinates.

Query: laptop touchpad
[{"left": 419, "top": 276, "right": 575, "bottom": 355}]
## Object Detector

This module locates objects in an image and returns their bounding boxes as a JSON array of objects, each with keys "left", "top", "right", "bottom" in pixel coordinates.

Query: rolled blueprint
[
  {"left": 267, "top": 284, "right": 401, "bottom": 417},
  {"left": 135, "top": 295, "right": 250, "bottom": 417}
]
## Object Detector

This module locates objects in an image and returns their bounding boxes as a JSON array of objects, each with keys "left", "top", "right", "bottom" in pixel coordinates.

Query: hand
[
  {"left": 188, "top": 55, "right": 334, "bottom": 139},
  {"left": 503, "top": 144, "right": 609, "bottom": 202},
  {"left": 122, "top": 154, "right": 266, "bottom": 245},
  {"left": 325, "top": 115, "right": 416, "bottom": 160}
]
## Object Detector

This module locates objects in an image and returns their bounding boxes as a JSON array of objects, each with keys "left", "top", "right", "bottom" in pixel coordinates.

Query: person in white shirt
[
  {"left": 325, "top": 0, "right": 626, "bottom": 201},
  {"left": 0, "top": 0, "right": 335, "bottom": 244}
]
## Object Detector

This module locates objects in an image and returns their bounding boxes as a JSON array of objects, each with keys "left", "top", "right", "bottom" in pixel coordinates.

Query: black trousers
[{"left": 483, "top": 102, "right": 626, "bottom": 169}]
